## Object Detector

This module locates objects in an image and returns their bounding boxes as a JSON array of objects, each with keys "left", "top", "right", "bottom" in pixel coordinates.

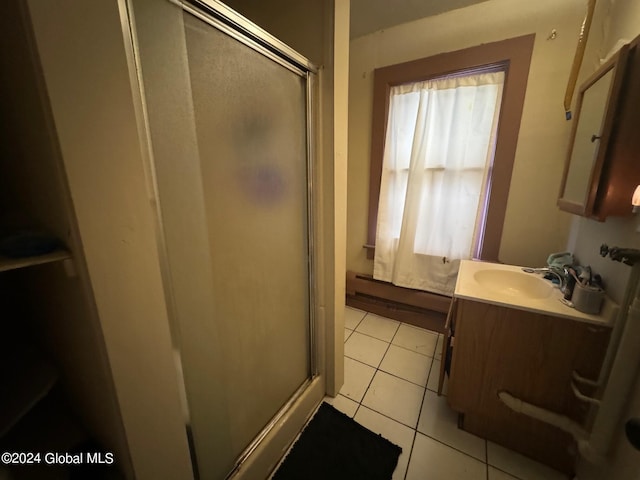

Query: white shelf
[{"left": 0, "top": 249, "right": 71, "bottom": 273}]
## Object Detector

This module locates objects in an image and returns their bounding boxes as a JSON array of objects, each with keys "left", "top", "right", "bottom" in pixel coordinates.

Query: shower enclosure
[{"left": 127, "top": 0, "right": 318, "bottom": 477}]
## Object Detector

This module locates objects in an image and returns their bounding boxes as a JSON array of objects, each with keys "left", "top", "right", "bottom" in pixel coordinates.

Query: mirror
[
  {"left": 558, "top": 45, "right": 629, "bottom": 217},
  {"left": 562, "top": 68, "right": 613, "bottom": 205}
]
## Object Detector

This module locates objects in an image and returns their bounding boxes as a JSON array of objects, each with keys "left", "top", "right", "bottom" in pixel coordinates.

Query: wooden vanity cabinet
[{"left": 447, "top": 298, "right": 610, "bottom": 474}]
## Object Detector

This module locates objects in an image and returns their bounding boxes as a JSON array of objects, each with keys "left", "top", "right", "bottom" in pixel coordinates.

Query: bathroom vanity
[{"left": 445, "top": 261, "right": 617, "bottom": 474}]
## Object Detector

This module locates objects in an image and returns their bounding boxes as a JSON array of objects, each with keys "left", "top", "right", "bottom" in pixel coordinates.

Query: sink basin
[
  {"left": 473, "top": 269, "right": 553, "bottom": 299},
  {"left": 456, "top": 260, "right": 617, "bottom": 326}
]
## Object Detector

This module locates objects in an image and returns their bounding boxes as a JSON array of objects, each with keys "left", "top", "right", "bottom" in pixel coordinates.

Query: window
[{"left": 367, "top": 35, "right": 535, "bottom": 295}]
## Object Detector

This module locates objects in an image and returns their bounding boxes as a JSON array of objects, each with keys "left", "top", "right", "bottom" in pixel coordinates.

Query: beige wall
[
  {"left": 607, "top": 0, "right": 640, "bottom": 52},
  {"left": 222, "top": 0, "right": 326, "bottom": 65},
  {"left": 347, "top": 0, "right": 587, "bottom": 275},
  {"left": 570, "top": 0, "right": 640, "bottom": 478},
  {"left": 329, "top": 0, "right": 350, "bottom": 395}
]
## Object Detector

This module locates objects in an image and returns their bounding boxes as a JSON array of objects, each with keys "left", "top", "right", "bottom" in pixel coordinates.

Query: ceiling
[{"left": 349, "top": 0, "right": 491, "bottom": 38}]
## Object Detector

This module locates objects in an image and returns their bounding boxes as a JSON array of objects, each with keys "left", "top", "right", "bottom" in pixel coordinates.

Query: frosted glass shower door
[
  {"left": 129, "top": 1, "right": 315, "bottom": 478},
  {"left": 183, "top": 11, "right": 312, "bottom": 479}
]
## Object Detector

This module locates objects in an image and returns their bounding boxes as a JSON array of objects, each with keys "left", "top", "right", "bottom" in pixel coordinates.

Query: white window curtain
[{"left": 373, "top": 71, "right": 505, "bottom": 296}]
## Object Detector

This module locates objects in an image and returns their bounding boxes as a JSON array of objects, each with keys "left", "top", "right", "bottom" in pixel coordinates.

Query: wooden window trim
[{"left": 366, "top": 34, "right": 535, "bottom": 262}]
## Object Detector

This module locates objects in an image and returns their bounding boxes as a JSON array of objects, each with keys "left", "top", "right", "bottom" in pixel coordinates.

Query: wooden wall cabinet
[
  {"left": 447, "top": 298, "right": 610, "bottom": 474},
  {"left": 558, "top": 37, "right": 640, "bottom": 220}
]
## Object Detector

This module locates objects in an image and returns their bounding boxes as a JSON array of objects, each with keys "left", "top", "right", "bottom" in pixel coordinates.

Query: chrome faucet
[{"left": 522, "top": 267, "right": 567, "bottom": 290}]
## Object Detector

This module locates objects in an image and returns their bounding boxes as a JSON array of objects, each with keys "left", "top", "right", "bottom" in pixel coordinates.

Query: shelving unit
[
  {"left": 0, "top": 250, "right": 71, "bottom": 273},
  {"left": 0, "top": 252, "right": 71, "bottom": 440},
  {"left": 0, "top": 244, "right": 72, "bottom": 444},
  {"left": 0, "top": 251, "right": 92, "bottom": 480}
]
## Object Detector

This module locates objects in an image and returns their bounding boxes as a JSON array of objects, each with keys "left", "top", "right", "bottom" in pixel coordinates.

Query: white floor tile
[
  {"left": 323, "top": 394, "right": 359, "bottom": 417},
  {"left": 355, "top": 313, "right": 400, "bottom": 342},
  {"left": 427, "top": 358, "right": 448, "bottom": 395},
  {"left": 405, "top": 432, "right": 486, "bottom": 480},
  {"left": 417, "top": 390, "right": 485, "bottom": 461},
  {"left": 379, "top": 344, "right": 431, "bottom": 387},
  {"left": 344, "top": 328, "right": 353, "bottom": 342},
  {"left": 488, "top": 466, "right": 519, "bottom": 480},
  {"left": 340, "top": 357, "right": 376, "bottom": 402},
  {"left": 332, "top": 319, "right": 574, "bottom": 480},
  {"left": 344, "top": 306, "right": 367, "bottom": 330},
  {"left": 362, "top": 371, "right": 425, "bottom": 428},
  {"left": 392, "top": 323, "right": 439, "bottom": 357},
  {"left": 354, "top": 406, "right": 416, "bottom": 480},
  {"left": 487, "top": 442, "right": 568, "bottom": 480},
  {"left": 345, "top": 331, "right": 389, "bottom": 368}
]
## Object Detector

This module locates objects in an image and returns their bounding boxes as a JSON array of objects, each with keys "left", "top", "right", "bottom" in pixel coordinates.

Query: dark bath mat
[{"left": 272, "top": 402, "right": 402, "bottom": 480}]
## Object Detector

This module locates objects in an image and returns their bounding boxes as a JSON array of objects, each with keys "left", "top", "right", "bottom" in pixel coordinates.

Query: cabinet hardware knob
[{"left": 591, "top": 134, "right": 601, "bottom": 143}]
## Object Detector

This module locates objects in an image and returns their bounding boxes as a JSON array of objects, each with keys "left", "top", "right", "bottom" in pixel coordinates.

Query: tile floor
[{"left": 321, "top": 306, "right": 570, "bottom": 480}]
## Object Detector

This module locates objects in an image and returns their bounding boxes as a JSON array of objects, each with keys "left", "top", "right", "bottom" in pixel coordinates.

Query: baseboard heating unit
[{"left": 345, "top": 271, "right": 451, "bottom": 334}]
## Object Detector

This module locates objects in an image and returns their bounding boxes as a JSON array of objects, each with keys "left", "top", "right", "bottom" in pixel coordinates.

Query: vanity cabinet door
[{"left": 447, "top": 299, "right": 610, "bottom": 473}]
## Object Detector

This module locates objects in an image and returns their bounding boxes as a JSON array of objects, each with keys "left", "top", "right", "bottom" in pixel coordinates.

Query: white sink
[
  {"left": 473, "top": 268, "right": 553, "bottom": 300},
  {"left": 455, "top": 260, "right": 617, "bottom": 326}
]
